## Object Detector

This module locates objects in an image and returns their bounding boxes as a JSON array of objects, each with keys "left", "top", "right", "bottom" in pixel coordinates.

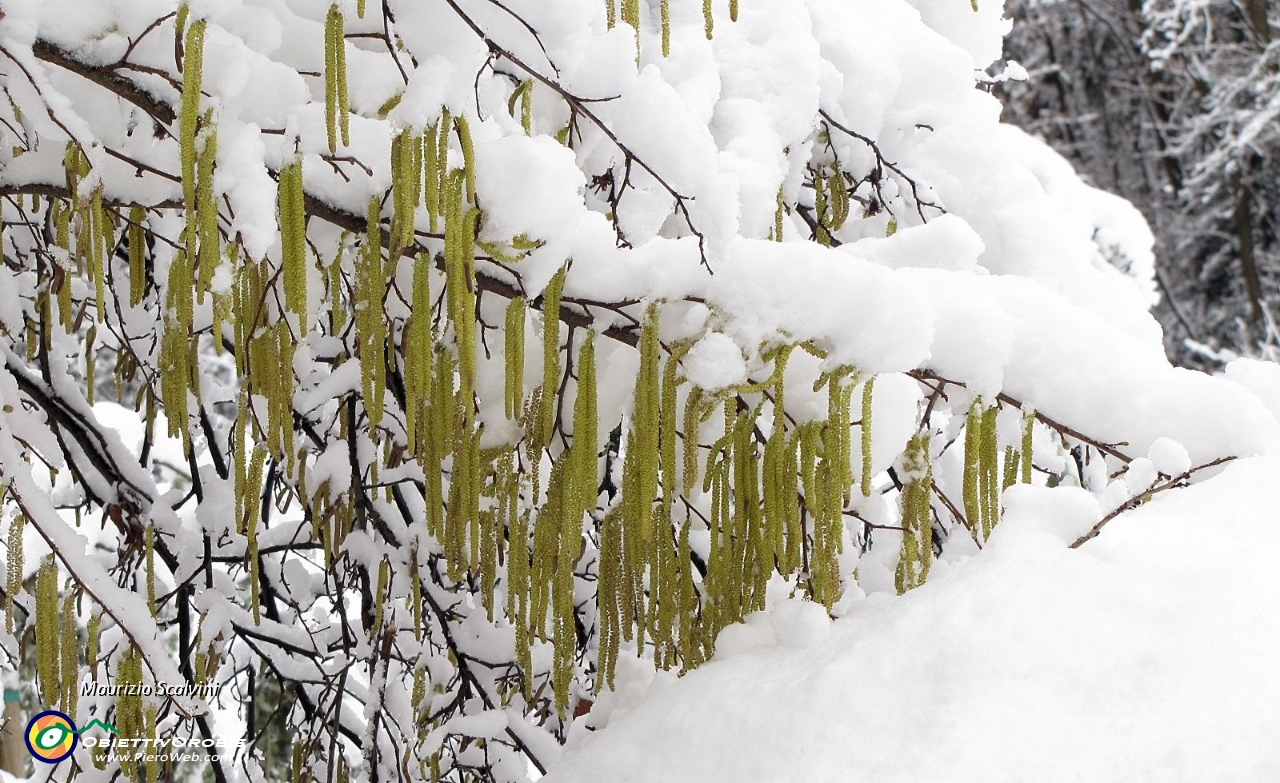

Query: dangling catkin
[{"left": 35, "top": 557, "right": 61, "bottom": 706}]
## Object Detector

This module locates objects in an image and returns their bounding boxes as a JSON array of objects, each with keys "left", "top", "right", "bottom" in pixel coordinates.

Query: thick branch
[{"left": 31, "top": 39, "right": 177, "bottom": 126}]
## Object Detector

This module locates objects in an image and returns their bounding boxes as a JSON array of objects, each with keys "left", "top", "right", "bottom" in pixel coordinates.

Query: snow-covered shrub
[{"left": 0, "top": 0, "right": 1271, "bottom": 781}]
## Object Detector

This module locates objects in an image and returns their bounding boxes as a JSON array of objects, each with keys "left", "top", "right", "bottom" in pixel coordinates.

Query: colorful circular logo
[{"left": 25, "top": 710, "right": 78, "bottom": 764}]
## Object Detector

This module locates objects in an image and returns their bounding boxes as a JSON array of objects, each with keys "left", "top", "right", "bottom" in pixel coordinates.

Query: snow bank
[{"left": 549, "top": 455, "right": 1280, "bottom": 782}]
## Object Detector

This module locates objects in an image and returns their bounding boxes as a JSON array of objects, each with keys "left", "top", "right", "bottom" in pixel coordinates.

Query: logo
[
  {"left": 25, "top": 711, "right": 77, "bottom": 764},
  {"left": 24, "top": 712, "right": 117, "bottom": 764}
]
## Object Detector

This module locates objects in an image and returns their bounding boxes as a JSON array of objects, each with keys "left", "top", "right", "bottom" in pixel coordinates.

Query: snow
[
  {"left": 682, "top": 332, "right": 747, "bottom": 391},
  {"left": 549, "top": 455, "right": 1280, "bottom": 782}
]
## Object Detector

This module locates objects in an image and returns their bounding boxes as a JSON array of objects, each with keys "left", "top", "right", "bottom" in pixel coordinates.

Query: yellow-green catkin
[
  {"left": 652, "top": 343, "right": 685, "bottom": 668},
  {"left": 160, "top": 301, "right": 191, "bottom": 447},
  {"left": 703, "top": 0, "right": 714, "bottom": 38},
  {"left": 550, "top": 334, "right": 599, "bottom": 712},
  {"left": 1021, "top": 409, "right": 1035, "bottom": 484},
  {"left": 145, "top": 524, "right": 156, "bottom": 616},
  {"left": 195, "top": 113, "right": 219, "bottom": 302},
  {"left": 505, "top": 297, "right": 526, "bottom": 420},
  {"left": 627, "top": 305, "right": 661, "bottom": 543},
  {"left": 390, "top": 128, "right": 422, "bottom": 258},
  {"left": 1003, "top": 445, "right": 1019, "bottom": 491},
  {"left": 246, "top": 445, "right": 267, "bottom": 623},
  {"left": 423, "top": 123, "right": 441, "bottom": 232},
  {"left": 325, "top": 4, "right": 350, "bottom": 152},
  {"left": 404, "top": 252, "right": 434, "bottom": 452},
  {"left": 894, "top": 434, "right": 932, "bottom": 594},
  {"left": 963, "top": 400, "right": 982, "bottom": 532},
  {"left": 444, "top": 169, "right": 477, "bottom": 427},
  {"left": 371, "top": 559, "right": 389, "bottom": 636},
  {"left": 773, "top": 187, "right": 785, "bottom": 241},
  {"left": 60, "top": 592, "right": 78, "bottom": 716},
  {"left": 115, "top": 647, "right": 144, "bottom": 780},
  {"left": 860, "top": 376, "right": 875, "bottom": 496},
  {"left": 813, "top": 172, "right": 831, "bottom": 246},
  {"left": 829, "top": 171, "right": 849, "bottom": 231},
  {"left": 175, "top": 3, "right": 189, "bottom": 47},
  {"left": 128, "top": 206, "right": 147, "bottom": 306},
  {"left": 454, "top": 115, "right": 477, "bottom": 207},
  {"left": 682, "top": 385, "right": 705, "bottom": 495},
  {"left": 83, "top": 325, "right": 96, "bottom": 407},
  {"left": 505, "top": 84, "right": 535, "bottom": 141},
  {"left": 535, "top": 267, "right": 565, "bottom": 448},
  {"left": 278, "top": 158, "right": 308, "bottom": 324},
  {"left": 573, "top": 332, "right": 599, "bottom": 516},
  {"left": 827, "top": 369, "right": 856, "bottom": 505},
  {"left": 328, "top": 241, "right": 347, "bottom": 338},
  {"left": 596, "top": 506, "right": 622, "bottom": 692},
  {"left": 730, "top": 0, "right": 739, "bottom": 22},
  {"left": 622, "top": 0, "right": 640, "bottom": 63},
  {"left": 180, "top": 17, "right": 207, "bottom": 264},
  {"left": 357, "top": 196, "right": 386, "bottom": 427},
  {"left": 980, "top": 404, "right": 999, "bottom": 537},
  {"left": 606, "top": 0, "right": 617, "bottom": 29},
  {"left": 88, "top": 188, "right": 109, "bottom": 321},
  {"left": 143, "top": 701, "right": 158, "bottom": 783},
  {"left": 661, "top": 0, "right": 671, "bottom": 57},
  {"left": 35, "top": 557, "right": 60, "bottom": 706},
  {"left": 4, "top": 513, "right": 22, "bottom": 634}
]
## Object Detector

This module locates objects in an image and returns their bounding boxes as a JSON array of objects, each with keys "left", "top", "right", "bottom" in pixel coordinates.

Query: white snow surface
[{"left": 549, "top": 455, "right": 1280, "bottom": 782}]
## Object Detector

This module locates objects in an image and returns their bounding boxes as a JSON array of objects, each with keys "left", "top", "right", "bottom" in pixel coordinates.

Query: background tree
[{"left": 1001, "top": 0, "right": 1280, "bottom": 367}]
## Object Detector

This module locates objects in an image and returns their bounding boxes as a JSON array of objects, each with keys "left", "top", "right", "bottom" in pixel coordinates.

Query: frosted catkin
[
  {"left": 895, "top": 434, "right": 933, "bottom": 594},
  {"left": 813, "top": 171, "right": 830, "bottom": 246}
]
